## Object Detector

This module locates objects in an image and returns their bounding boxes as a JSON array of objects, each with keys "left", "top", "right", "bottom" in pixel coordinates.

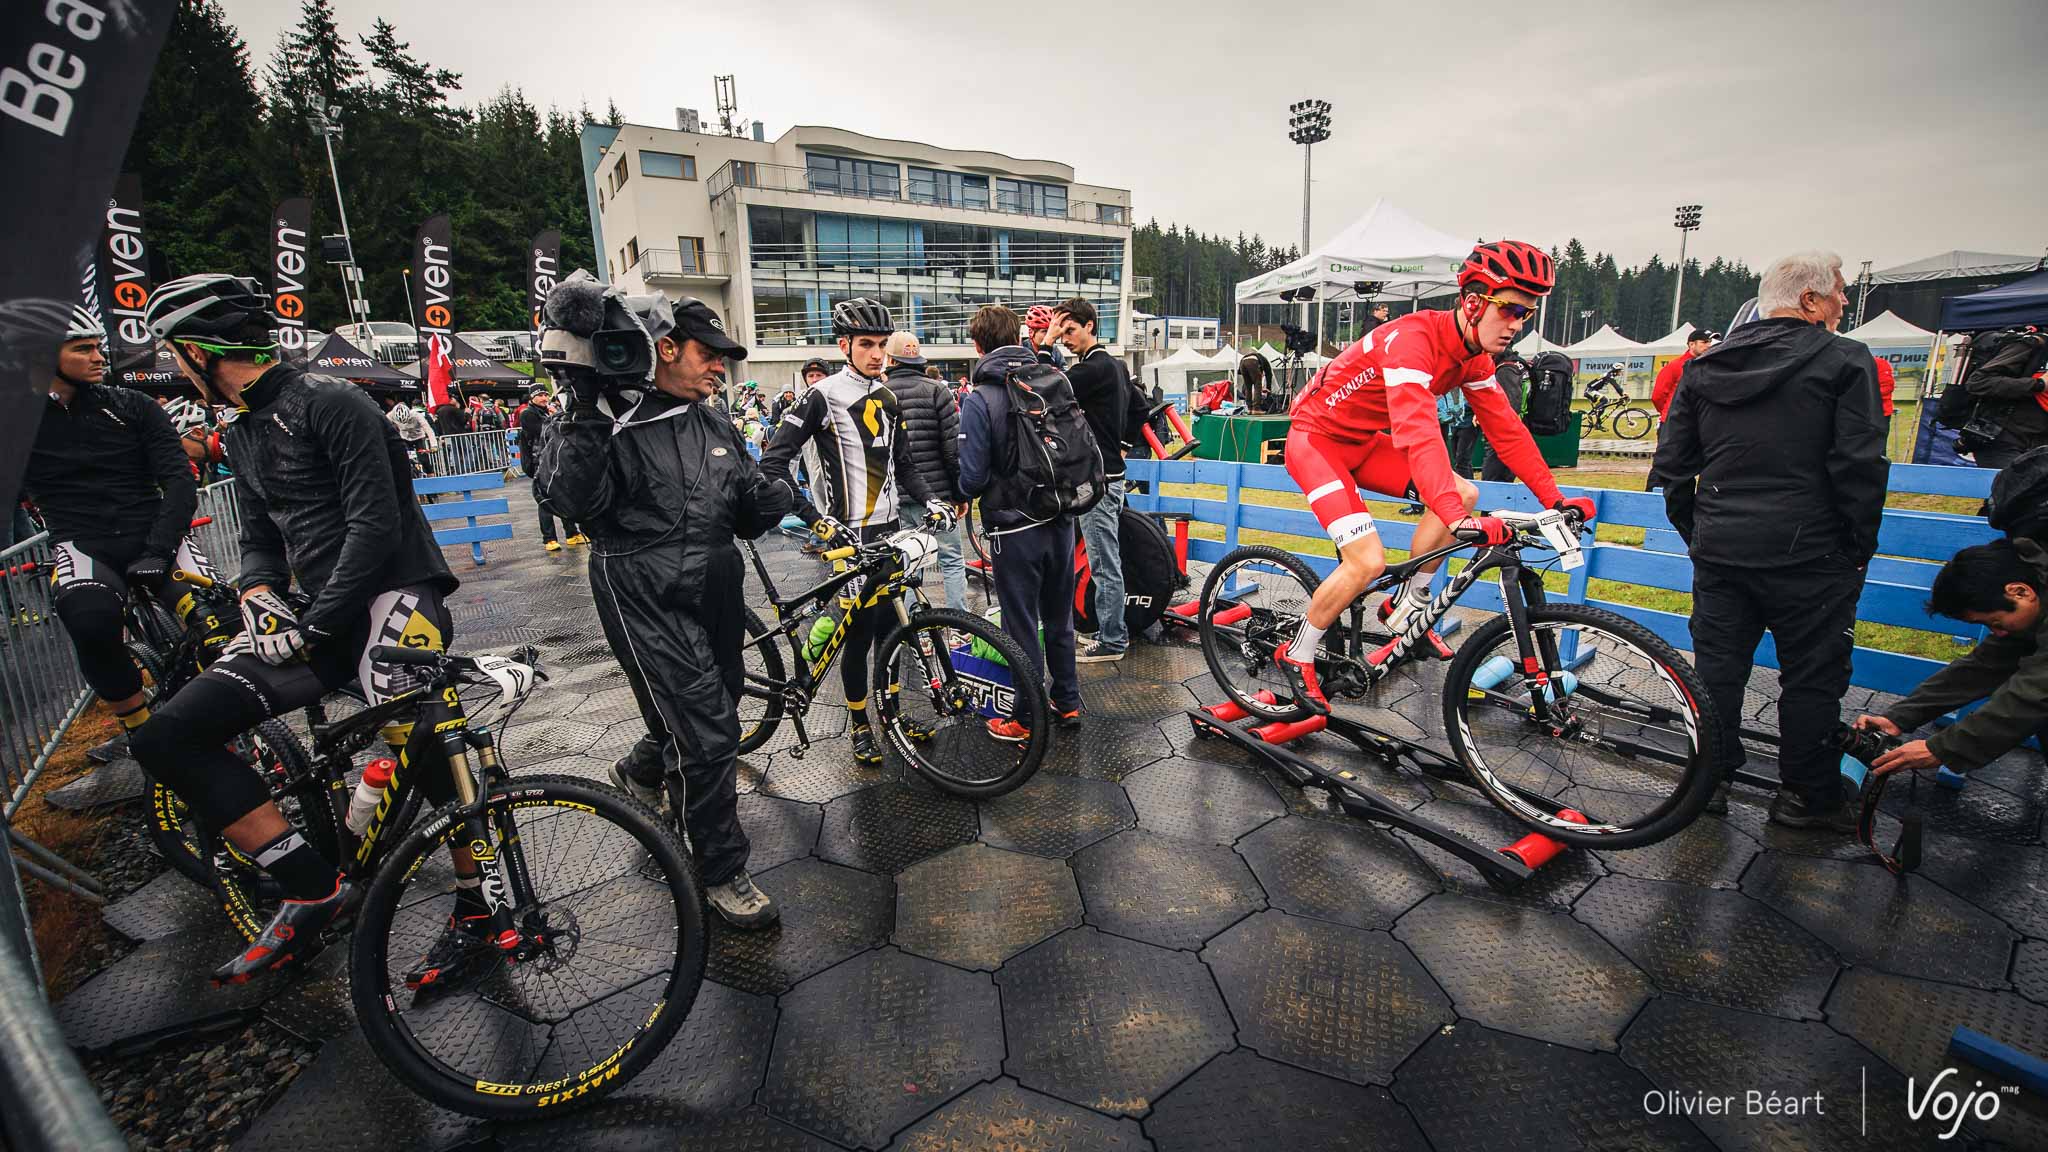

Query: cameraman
[
  {"left": 1957, "top": 329, "right": 2048, "bottom": 471},
  {"left": 538, "top": 286, "right": 792, "bottom": 929},
  {"left": 1854, "top": 538, "right": 2046, "bottom": 775}
]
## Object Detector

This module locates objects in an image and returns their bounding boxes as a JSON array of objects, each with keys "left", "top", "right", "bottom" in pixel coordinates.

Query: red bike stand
[{"left": 1186, "top": 702, "right": 1587, "bottom": 890}]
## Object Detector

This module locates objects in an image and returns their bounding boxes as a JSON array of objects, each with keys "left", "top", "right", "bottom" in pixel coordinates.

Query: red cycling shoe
[
  {"left": 212, "top": 878, "right": 358, "bottom": 985},
  {"left": 1273, "top": 647, "right": 1330, "bottom": 716}
]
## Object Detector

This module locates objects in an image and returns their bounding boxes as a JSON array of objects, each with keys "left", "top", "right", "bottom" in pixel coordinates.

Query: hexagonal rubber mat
[
  {"left": 491, "top": 979, "right": 779, "bottom": 1149},
  {"left": 1743, "top": 853, "right": 2015, "bottom": 989},
  {"left": 525, "top": 752, "right": 616, "bottom": 786},
  {"left": 1041, "top": 719, "right": 1172, "bottom": 781},
  {"left": 1825, "top": 967, "right": 2048, "bottom": 1149},
  {"left": 817, "top": 780, "right": 979, "bottom": 874},
  {"left": 1393, "top": 1024, "right": 1714, "bottom": 1151},
  {"left": 762, "top": 948, "right": 1003, "bottom": 1150},
  {"left": 1620, "top": 996, "right": 1949, "bottom": 1151},
  {"left": 1203, "top": 909, "right": 1450, "bottom": 1085},
  {"left": 736, "top": 792, "right": 822, "bottom": 873},
  {"left": 1914, "top": 836, "right": 2048, "bottom": 939},
  {"left": 1079, "top": 675, "right": 1199, "bottom": 722},
  {"left": 2018, "top": 939, "right": 2048, "bottom": 1004},
  {"left": 1878, "top": 772, "right": 2042, "bottom": 843},
  {"left": 56, "top": 924, "right": 280, "bottom": 1056},
  {"left": 895, "top": 844, "right": 1081, "bottom": 971},
  {"left": 705, "top": 857, "right": 892, "bottom": 995},
  {"left": 497, "top": 717, "right": 604, "bottom": 761},
  {"left": 1392, "top": 798, "right": 1607, "bottom": 908},
  {"left": 43, "top": 757, "right": 149, "bottom": 809},
  {"left": 1145, "top": 1049, "right": 1429, "bottom": 1152},
  {"left": 229, "top": 1030, "right": 487, "bottom": 1152},
  {"left": 1574, "top": 876, "right": 1838, "bottom": 1020},
  {"left": 1070, "top": 828, "right": 1263, "bottom": 950},
  {"left": 1593, "top": 813, "right": 1763, "bottom": 889},
  {"left": 760, "top": 748, "right": 899, "bottom": 804},
  {"left": 1394, "top": 894, "right": 1651, "bottom": 1052},
  {"left": 978, "top": 772, "right": 1135, "bottom": 857},
  {"left": 998, "top": 927, "right": 1234, "bottom": 1116},
  {"left": 1121, "top": 756, "right": 1285, "bottom": 845},
  {"left": 261, "top": 947, "right": 355, "bottom": 1044},
  {"left": 887, "top": 1077, "right": 1150, "bottom": 1152},
  {"left": 101, "top": 871, "right": 224, "bottom": 942},
  {"left": 1234, "top": 817, "right": 1439, "bottom": 931}
]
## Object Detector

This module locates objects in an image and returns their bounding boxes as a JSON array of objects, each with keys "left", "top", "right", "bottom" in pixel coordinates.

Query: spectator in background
[
  {"left": 1872, "top": 354, "right": 1895, "bottom": 418},
  {"left": 1956, "top": 328, "right": 2048, "bottom": 471},
  {"left": 924, "top": 365, "right": 944, "bottom": 381},
  {"left": 1652, "top": 329, "right": 1715, "bottom": 420},
  {"left": 433, "top": 399, "right": 470, "bottom": 437},
  {"left": 518, "top": 386, "right": 581, "bottom": 552},
  {"left": 1441, "top": 386, "right": 1479, "bottom": 481},
  {"left": 385, "top": 395, "right": 439, "bottom": 476},
  {"left": 1053, "top": 297, "right": 1129, "bottom": 662},
  {"left": 1024, "top": 305, "right": 1066, "bottom": 368},
  {"left": 1480, "top": 351, "right": 1529, "bottom": 483},
  {"left": 799, "top": 357, "right": 832, "bottom": 393},
  {"left": 1854, "top": 537, "right": 2045, "bottom": 778},
  {"left": 1362, "top": 302, "right": 1391, "bottom": 337},
  {"left": 1649, "top": 249, "right": 1888, "bottom": 830},
  {"left": 959, "top": 304, "right": 1083, "bottom": 734},
  {"left": 770, "top": 383, "right": 798, "bottom": 427},
  {"left": 884, "top": 331, "right": 970, "bottom": 610}
]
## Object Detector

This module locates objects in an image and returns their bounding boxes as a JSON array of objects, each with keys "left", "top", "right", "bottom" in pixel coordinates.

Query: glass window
[
  {"left": 1096, "top": 203, "right": 1127, "bottom": 224},
  {"left": 748, "top": 207, "right": 807, "bottom": 265},
  {"left": 625, "top": 237, "right": 640, "bottom": 268},
  {"left": 805, "top": 154, "right": 899, "bottom": 198},
  {"left": 611, "top": 156, "right": 629, "bottom": 191},
  {"left": 993, "top": 178, "right": 1069, "bottom": 217},
  {"left": 678, "top": 236, "right": 705, "bottom": 273},
  {"left": 639, "top": 150, "right": 696, "bottom": 179},
  {"left": 925, "top": 221, "right": 993, "bottom": 272},
  {"left": 752, "top": 288, "right": 810, "bottom": 346},
  {"left": 908, "top": 167, "right": 990, "bottom": 209}
]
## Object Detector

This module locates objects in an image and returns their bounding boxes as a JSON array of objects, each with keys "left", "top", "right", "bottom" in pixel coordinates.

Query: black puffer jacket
[
  {"left": 538, "top": 390, "right": 792, "bottom": 610},
  {"left": 25, "top": 380, "right": 195, "bottom": 556},
  {"left": 225, "top": 364, "right": 457, "bottom": 634},
  {"left": 1648, "top": 317, "right": 1889, "bottom": 568},
  {"left": 885, "top": 365, "right": 961, "bottom": 503}
]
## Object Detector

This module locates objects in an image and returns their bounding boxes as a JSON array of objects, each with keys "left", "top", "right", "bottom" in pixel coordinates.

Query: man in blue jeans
[
  {"left": 1052, "top": 298, "right": 1128, "bottom": 662},
  {"left": 958, "top": 305, "right": 1083, "bottom": 738}
]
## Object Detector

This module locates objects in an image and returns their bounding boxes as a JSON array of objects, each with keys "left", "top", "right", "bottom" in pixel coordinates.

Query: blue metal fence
[{"left": 1125, "top": 457, "right": 1998, "bottom": 699}]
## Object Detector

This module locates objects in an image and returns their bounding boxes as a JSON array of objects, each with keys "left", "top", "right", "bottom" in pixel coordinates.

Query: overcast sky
[{"left": 223, "top": 0, "right": 2046, "bottom": 273}]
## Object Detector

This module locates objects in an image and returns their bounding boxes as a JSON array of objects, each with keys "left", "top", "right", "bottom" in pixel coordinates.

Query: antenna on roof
[{"left": 714, "top": 75, "right": 740, "bottom": 137}]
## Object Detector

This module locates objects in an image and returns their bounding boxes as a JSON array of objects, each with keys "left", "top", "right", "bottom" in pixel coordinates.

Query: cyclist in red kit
[{"left": 1276, "top": 241, "right": 1595, "bottom": 713}]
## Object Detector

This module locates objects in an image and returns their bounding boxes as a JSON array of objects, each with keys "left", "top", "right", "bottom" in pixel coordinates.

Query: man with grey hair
[{"left": 1648, "top": 249, "right": 1889, "bottom": 831}]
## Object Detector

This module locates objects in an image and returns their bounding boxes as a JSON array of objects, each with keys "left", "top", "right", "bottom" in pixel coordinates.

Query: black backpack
[
  {"left": 1939, "top": 328, "right": 2048, "bottom": 429},
  {"left": 1987, "top": 445, "right": 2048, "bottom": 540},
  {"left": 987, "top": 361, "right": 1106, "bottom": 523},
  {"left": 1522, "top": 351, "right": 1574, "bottom": 436}
]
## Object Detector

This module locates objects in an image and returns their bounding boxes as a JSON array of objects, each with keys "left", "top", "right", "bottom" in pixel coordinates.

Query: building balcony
[
  {"left": 631, "top": 248, "right": 733, "bottom": 282},
  {"left": 708, "top": 161, "right": 1130, "bottom": 228}
]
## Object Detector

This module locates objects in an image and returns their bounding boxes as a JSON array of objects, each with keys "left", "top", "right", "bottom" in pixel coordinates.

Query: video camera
[
  {"left": 538, "top": 270, "right": 658, "bottom": 396},
  {"left": 1279, "top": 323, "right": 1317, "bottom": 355}
]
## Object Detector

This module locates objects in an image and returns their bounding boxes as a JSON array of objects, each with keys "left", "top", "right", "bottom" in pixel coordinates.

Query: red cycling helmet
[
  {"left": 1459, "top": 240, "right": 1555, "bottom": 297},
  {"left": 1024, "top": 304, "right": 1056, "bottom": 331}
]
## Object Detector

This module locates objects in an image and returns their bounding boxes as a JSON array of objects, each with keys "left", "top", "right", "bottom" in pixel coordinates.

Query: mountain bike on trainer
[
  {"left": 1197, "top": 506, "right": 1719, "bottom": 848},
  {"left": 223, "top": 641, "right": 706, "bottom": 1117},
  {"left": 738, "top": 518, "right": 1049, "bottom": 798}
]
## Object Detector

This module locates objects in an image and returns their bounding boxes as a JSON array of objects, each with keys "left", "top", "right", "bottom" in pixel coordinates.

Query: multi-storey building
[{"left": 583, "top": 119, "right": 1133, "bottom": 386}]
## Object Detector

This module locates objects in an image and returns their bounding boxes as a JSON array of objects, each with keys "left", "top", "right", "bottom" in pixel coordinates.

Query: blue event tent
[{"left": 1940, "top": 268, "right": 2048, "bottom": 331}]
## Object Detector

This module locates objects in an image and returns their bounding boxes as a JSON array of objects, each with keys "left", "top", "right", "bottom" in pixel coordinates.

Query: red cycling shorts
[{"left": 1283, "top": 426, "right": 1413, "bottom": 549}]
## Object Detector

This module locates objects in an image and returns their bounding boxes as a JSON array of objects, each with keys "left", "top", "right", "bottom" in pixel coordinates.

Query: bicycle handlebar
[{"left": 821, "top": 545, "right": 858, "bottom": 562}]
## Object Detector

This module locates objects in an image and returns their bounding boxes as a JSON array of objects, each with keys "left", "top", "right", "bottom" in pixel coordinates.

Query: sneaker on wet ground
[{"left": 706, "top": 870, "right": 778, "bottom": 928}]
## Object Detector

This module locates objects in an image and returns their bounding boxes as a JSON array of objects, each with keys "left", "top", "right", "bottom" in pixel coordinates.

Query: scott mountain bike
[
  {"left": 1198, "top": 507, "right": 1718, "bottom": 847},
  {"left": 1581, "top": 371, "right": 1654, "bottom": 439},
  {"left": 739, "top": 523, "right": 1050, "bottom": 798}
]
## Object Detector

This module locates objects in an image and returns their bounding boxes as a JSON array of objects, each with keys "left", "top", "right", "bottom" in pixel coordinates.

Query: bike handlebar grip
[
  {"left": 822, "top": 546, "right": 858, "bottom": 562},
  {"left": 170, "top": 569, "right": 215, "bottom": 588},
  {"left": 370, "top": 645, "right": 443, "bottom": 666}
]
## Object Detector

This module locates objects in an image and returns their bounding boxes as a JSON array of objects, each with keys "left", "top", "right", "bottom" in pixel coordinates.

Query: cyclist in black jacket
[
  {"left": 23, "top": 306, "right": 214, "bottom": 746},
  {"left": 131, "top": 275, "right": 464, "bottom": 983}
]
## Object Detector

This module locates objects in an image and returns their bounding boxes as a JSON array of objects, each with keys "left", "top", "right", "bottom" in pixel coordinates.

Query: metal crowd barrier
[
  {"left": 427, "top": 428, "right": 515, "bottom": 479},
  {"left": 0, "top": 533, "right": 89, "bottom": 821}
]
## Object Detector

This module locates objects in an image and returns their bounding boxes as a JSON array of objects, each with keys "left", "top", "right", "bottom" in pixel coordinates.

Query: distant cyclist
[
  {"left": 130, "top": 275, "right": 465, "bottom": 984},
  {"left": 21, "top": 306, "right": 213, "bottom": 751},
  {"left": 1274, "top": 242, "right": 1595, "bottom": 713},
  {"left": 759, "top": 298, "right": 950, "bottom": 766}
]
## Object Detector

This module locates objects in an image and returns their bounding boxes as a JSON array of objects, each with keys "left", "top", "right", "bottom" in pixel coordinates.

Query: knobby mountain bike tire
[
  {"left": 873, "top": 605, "right": 1049, "bottom": 798},
  {"left": 734, "top": 605, "right": 787, "bottom": 756},
  {"left": 1442, "top": 601, "right": 1717, "bottom": 848},
  {"left": 1614, "top": 407, "right": 1653, "bottom": 440},
  {"left": 1197, "top": 544, "right": 1325, "bottom": 724},
  {"left": 350, "top": 773, "right": 705, "bottom": 1119}
]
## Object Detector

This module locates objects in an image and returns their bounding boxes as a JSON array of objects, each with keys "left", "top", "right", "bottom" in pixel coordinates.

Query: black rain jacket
[{"left": 25, "top": 381, "right": 195, "bottom": 557}]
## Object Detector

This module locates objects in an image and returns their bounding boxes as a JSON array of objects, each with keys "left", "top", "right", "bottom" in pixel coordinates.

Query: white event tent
[
  {"left": 1148, "top": 344, "right": 1220, "bottom": 403},
  {"left": 1840, "top": 310, "right": 1941, "bottom": 400},
  {"left": 1232, "top": 199, "right": 1471, "bottom": 341}
]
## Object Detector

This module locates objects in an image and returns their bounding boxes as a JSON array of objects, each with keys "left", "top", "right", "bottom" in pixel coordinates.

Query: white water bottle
[
  {"left": 1471, "top": 655, "right": 1578, "bottom": 702},
  {"left": 345, "top": 757, "right": 398, "bottom": 836}
]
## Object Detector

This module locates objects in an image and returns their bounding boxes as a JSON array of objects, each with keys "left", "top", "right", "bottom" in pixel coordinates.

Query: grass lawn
[{"left": 1155, "top": 459, "right": 1979, "bottom": 663}]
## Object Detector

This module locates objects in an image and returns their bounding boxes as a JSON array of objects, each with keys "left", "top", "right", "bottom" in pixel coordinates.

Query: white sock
[
  {"left": 1402, "top": 571, "right": 1433, "bottom": 601},
  {"left": 1288, "top": 621, "right": 1327, "bottom": 662}
]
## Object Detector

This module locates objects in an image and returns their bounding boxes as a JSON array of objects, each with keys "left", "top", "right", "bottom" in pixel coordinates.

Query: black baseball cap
[{"left": 672, "top": 297, "right": 747, "bottom": 360}]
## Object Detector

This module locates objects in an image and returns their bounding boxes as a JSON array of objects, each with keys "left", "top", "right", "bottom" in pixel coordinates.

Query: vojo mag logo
[
  {"left": 274, "top": 214, "right": 311, "bottom": 351},
  {"left": 1907, "top": 1067, "right": 2017, "bottom": 1141}
]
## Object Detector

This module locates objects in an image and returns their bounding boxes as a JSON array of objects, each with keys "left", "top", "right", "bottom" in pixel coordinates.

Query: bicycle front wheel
[
  {"left": 1197, "top": 545, "right": 1323, "bottom": 723},
  {"left": 873, "top": 606, "right": 1049, "bottom": 798},
  {"left": 1443, "top": 601, "right": 1717, "bottom": 848},
  {"left": 1615, "top": 407, "right": 1653, "bottom": 440},
  {"left": 350, "top": 773, "right": 705, "bottom": 1119}
]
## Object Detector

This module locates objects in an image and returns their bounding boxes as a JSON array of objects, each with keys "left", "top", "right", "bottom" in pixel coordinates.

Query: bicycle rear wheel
[
  {"left": 1197, "top": 545, "right": 1323, "bottom": 723},
  {"left": 734, "top": 606, "right": 786, "bottom": 756},
  {"left": 873, "top": 606, "right": 1049, "bottom": 798},
  {"left": 1615, "top": 407, "right": 1653, "bottom": 440},
  {"left": 1443, "top": 601, "right": 1717, "bottom": 848},
  {"left": 351, "top": 773, "right": 704, "bottom": 1119}
]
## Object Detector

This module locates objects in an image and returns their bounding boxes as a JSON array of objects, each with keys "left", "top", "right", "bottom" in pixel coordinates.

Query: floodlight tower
[
  {"left": 1670, "top": 204, "right": 1703, "bottom": 330},
  {"left": 1288, "top": 99, "right": 1332, "bottom": 332}
]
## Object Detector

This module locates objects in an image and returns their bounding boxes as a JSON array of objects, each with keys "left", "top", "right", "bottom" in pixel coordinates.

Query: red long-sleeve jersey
[{"left": 1292, "top": 310, "right": 1563, "bottom": 525}]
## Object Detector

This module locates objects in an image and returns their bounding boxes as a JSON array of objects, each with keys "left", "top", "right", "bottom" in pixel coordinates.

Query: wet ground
[{"left": 49, "top": 485, "right": 2048, "bottom": 1150}]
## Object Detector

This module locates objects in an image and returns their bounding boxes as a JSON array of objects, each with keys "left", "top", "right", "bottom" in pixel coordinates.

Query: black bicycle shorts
[{"left": 50, "top": 533, "right": 218, "bottom": 701}]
